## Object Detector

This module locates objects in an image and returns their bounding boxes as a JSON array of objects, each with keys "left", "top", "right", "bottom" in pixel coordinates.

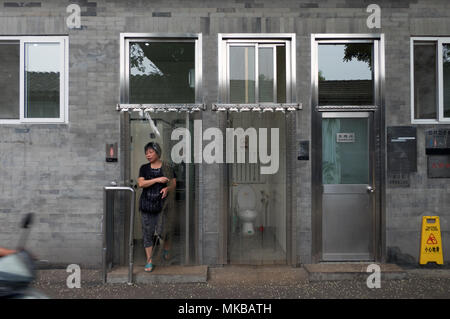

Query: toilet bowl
[{"left": 236, "top": 185, "right": 258, "bottom": 235}]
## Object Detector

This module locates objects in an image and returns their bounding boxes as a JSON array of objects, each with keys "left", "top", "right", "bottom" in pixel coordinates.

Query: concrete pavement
[{"left": 30, "top": 265, "right": 450, "bottom": 299}]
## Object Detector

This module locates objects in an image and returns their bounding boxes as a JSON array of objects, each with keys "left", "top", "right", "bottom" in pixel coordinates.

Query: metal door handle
[{"left": 366, "top": 186, "right": 375, "bottom": 193}]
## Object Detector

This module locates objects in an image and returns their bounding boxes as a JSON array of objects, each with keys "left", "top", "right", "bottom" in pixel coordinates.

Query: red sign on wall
[{"left": 428, "top": 155, "right": 450, "bottom": 178}]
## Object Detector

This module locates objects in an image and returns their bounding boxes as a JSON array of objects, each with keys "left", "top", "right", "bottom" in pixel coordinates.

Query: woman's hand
[
  {"left": 160, "top": 187, "right": 169, "bottom": 199},
  {"left": 156, "top": 177, "right": 169, "bottom": 184}
]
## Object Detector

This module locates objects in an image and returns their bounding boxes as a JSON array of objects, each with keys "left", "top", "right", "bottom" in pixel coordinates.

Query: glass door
[
  {"left": 219, "top": 36, "right": 294, "bottom": 265},
  {"left": 227, "top": 111, "right": 287, "bottom": 265},
  {"left": 313, "top": 36, "right": 382, "bottom": 262},
  {"left": 321, "top": 112, "right": 374, "bottom": 261},
  {"left": 130, "top": 112, "right": 197, "bottom": 266}
]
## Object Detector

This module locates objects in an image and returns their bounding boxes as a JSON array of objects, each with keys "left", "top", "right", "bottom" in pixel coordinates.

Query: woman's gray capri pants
[{"left": 141, "top": 210, "right": 164, "bottom": 248}]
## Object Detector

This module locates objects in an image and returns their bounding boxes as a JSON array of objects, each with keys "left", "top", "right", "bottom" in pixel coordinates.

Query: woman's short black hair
[{"left": 144, "top": 142, "right": 162, "bottom": 158}]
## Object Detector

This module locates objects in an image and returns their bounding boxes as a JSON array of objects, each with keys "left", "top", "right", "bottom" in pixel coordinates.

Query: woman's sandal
[{"left": 144, "top": 262, "right": 154, "bottom": 272}]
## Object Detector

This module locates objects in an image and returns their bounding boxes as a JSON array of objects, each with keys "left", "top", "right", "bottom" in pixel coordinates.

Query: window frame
[
  {"left": 411, "top": 37, "right": 450, "bottom": 124},
  {"left": 226, "top": 42, "right": 281, "bottom": 103},
  {"left": 218, "top": 33, "right": 296, "bottom": 105},
  {"left": 120, "top": 33, "right": 203, "bottom": 106},
  {"left": 0, "top": 36, "right": 69, "bottom": 124},
  {"left": 312, "top": 37, "right": 381, "bottom": 110}
]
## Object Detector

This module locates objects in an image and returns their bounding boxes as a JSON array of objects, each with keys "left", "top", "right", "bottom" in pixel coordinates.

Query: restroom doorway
[
  {"left": 312, "top": 35, "right": 384, "bottom": 262},
  {"left": 227, "top": 111, "right": 287, "bottom": 265},
  {"left": 120, "top": 33, "right": 203, "bottom": 268},
  {"left": 129, "top": 111, "right": 198, "bottom": 266},
  {"left": 321, "top": 112, "right": 375, "bottom": 261}
]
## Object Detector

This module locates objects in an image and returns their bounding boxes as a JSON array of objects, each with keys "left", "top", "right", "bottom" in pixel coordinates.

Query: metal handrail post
[
  {"left": 102, "top": 186, "right": 135, "bottom": 285},
  {"left": 102, "top": 188, "right": 107, "bottom": 284},
  {"left": 128, "top": 188, "right": 135, "bottom": 285}
]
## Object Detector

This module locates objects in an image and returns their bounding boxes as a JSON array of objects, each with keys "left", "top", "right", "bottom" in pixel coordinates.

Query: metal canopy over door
[{"left": 321, "top": 112, "right": 375, "bottom": 261}]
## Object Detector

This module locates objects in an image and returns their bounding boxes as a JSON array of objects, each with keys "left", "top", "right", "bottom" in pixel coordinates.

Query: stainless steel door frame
[
  {"left": 225, "top": 112, "right": 291, "bottom": 265},
  {"left": 126, "top": 113, "right": 196, "bottom": 266},
  {"left": 311, "top": 34, "right": 385, "bottom": 263},
  {"left": 218, "top": 34, "right": 297, "bottom": 266},
  {"left": 320, "top": 111, "right": 376, "bottom": 261}
]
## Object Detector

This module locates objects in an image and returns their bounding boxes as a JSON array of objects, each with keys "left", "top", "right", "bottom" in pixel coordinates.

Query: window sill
[
  {"left": 411, "top": 120, "right": 450, "bottom": 124},
  {"left": 0, "top": 120, "right": 68, "bottom": 125}
]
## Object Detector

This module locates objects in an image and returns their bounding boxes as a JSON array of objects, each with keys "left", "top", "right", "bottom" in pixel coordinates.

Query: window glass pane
[
  {"left": 322, "top": 118, "right": 369, "bottom": 184},
  {"left": 230, "top": 46, "right": 255, "bottom": 103},
  {"left": 276, "top": 45, "right": 286, "bottom": 103},
  {"left": 318, "top": 43, "right": 374, "bottom": 105},
  {"left": 413, "top": 42, "right": 437, "bottom": 120},
  {"left": 443, "top": 44, "right": 450, "bottom": 118},
  {"left": 258, "top": 47, "right": 274, "bottom": 102},
  {"left": 25, "top": 43, "right": 60, "bottom": 118},
  {"left": 0, "top": 41, "right": 20, "bottom": 119},
  {"left": 129, "top": 41, "right": 195, "bottom": 104}
]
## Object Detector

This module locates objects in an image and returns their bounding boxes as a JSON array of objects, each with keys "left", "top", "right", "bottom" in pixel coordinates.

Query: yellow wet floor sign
[{"left": 420, "top": 216, "right": 443, "bottom": 265}]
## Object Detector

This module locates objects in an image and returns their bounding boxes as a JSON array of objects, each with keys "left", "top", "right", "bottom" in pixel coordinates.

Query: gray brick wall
[{"left": 0, "top": 0, "right": 449, "bottom": 268}]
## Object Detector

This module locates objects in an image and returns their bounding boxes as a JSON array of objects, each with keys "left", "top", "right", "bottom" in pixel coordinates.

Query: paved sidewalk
[{"left": 30, "top": 265, "right": 450, "bottom": 299}]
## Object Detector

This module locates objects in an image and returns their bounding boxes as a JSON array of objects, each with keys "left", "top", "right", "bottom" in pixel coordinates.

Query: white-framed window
[
  {"left": 411, "top": 37, "right": 450, "bottom": 124},
  {"left": 218, "top": 34, "right": 296, "bottom": 105},
  {"left": 0, "top": 36, "right": 68, "bottom": 124}
]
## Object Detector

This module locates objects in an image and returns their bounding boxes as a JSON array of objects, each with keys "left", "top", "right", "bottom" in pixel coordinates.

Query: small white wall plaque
[{"left": 336, "top": 133, "right": 355, "bottom": 143}]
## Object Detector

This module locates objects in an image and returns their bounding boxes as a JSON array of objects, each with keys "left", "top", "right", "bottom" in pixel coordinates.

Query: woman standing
[{"left": 137, "top": 142, "right": 176, "bottom": 272}]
